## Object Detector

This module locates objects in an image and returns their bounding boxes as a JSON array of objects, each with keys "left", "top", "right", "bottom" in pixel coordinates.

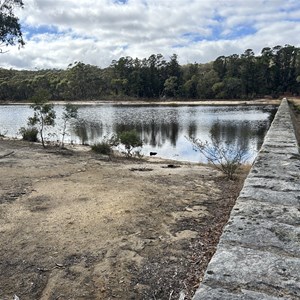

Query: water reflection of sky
[{"left": 0, "top": 104, "right": 277, "bottom": 163}]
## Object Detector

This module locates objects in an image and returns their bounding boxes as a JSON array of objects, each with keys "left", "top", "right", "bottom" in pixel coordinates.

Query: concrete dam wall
[{"left": 193, "top": 99, "right": 300, "bottom": 300}]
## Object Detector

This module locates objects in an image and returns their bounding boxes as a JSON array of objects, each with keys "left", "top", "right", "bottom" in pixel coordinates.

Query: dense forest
[{"left": 1, "top": 44, "right": 300, "bottom": 101}]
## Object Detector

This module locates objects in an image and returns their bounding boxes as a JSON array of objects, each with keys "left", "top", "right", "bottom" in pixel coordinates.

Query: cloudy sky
[{"left": 1, "top": 0, "right": 300, "bottom": 70}]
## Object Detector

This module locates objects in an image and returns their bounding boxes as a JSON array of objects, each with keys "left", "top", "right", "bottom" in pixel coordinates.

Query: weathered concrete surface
[{"left": 193, "top": 99, "right": 300, "bottom": 300}]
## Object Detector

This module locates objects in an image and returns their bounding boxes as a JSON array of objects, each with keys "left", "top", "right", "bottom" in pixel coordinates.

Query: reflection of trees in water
[
  {"left": 114, "top": 121, "right": 180, "bottom": 147},
  {"left": 73, "top": 119, "right": 105, "bottom": 144},
  {"left": 210, "top": 121, "right": 251, "bottom": 148},
  {"left": 188, "top": 121, "right": 197, "bottom": 138},
  {"left": 264, "top": 106, "right": 278, "bottom": 124},
  {"left": 147, "top": 121, "right": 161, "bottom": 147},
  {"left": 142, "top": 121, "right": 179, "bottom": 147},
  {"left": 71, "top": 107, "right": 275, "bottom": 153},
  {"left": 114, "top": 123, "right": 133, "bottom": 134},
  {"left": 209, "top": 120, "right": 270, "bottom": 153},
  {"left": 255, "top": 120, "right": 270, "bottom": 150}
]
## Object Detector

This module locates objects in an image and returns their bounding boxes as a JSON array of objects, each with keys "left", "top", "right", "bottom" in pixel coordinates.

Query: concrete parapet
[{"left": 193, "top": 99, "right": 300, "bottom": 300}]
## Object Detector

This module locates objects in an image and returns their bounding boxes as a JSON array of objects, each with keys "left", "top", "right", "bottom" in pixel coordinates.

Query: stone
[{"left": 192, "top": 99, "right": 300, "bottom": 300}]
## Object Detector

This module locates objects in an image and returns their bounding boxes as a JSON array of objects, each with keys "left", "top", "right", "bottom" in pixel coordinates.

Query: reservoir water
[{"left": 0, "top": 104, "right": 277, "bottom": 162}]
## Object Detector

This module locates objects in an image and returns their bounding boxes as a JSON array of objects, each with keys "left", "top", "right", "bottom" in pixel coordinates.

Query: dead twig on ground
[{"left": 0, "top": 151, "right": 14, "bottom": 159}]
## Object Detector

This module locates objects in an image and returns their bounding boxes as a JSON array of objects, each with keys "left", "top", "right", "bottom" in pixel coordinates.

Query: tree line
[{"left": 1, "top": 44, "right": 300, "bottom": 101}]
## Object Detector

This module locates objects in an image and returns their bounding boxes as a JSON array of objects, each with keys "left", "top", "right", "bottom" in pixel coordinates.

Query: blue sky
[{"left": 1, "top": 0, "right": 300, "bottom": 70}]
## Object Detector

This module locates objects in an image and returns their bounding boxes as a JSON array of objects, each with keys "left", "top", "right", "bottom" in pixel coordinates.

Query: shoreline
[
  {"left": 0, "top": 137, "right": 203, "bottom": 165},
  {"left": 0, "top": 98, "right": 281, "bottom": 106}
]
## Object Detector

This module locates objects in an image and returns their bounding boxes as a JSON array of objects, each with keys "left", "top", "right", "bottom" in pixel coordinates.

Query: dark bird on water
[{"left": 150, "top": 152, "right": 157, "bottom": 156}]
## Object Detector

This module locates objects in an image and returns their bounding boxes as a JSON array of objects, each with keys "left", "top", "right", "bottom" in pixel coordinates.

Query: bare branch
[
  {"left": 0, "top": 150, "right": 14, "bottom": 159},
  {"left": 187, "top": 136, "right": 249, "bottom": 180}
]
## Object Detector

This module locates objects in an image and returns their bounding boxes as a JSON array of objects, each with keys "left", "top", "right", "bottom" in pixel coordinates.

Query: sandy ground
[{"left": 0, "top": 139, "right": 248, "bottom": 300}]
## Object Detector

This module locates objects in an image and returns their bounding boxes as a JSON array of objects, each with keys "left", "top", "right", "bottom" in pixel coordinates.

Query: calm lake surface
[{"left": 0, "top": 104, "right": 277, "bottom": 162}]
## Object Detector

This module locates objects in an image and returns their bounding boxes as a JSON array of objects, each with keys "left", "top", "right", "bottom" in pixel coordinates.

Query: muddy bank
[{"left": 0, "top": 140, "right": 248, "bottom": 300}]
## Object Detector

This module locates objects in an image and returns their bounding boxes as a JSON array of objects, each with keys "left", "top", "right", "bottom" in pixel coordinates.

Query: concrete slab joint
[{"left": 193, "top": 99, "right": 300, "bottom": 300}]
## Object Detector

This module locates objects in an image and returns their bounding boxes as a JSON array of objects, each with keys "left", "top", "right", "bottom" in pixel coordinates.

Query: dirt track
[{"left": 0, "top": 139, "right": 247, "bottom": 300}]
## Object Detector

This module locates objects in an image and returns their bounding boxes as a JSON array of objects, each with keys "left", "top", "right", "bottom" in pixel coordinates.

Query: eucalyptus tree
[
  {"left": 213, "top": 56, "right": 227, "bottom": 80},
  {"left": 141, "top": 54, "right": 168, "bottom": 98},
  {"left": 60, "top": 103, "right": 78, "bottom": 147},
  {"left": 128, "top": 58, "right": 143, "bottom": 97},
  {"left": 197, "top": 69, "right": 219, "bottom": 99},
  {"left": 275, "top": 45, "right": 299, "bottom": 94},
  {"left": 163, "top": 76, "right": 178, "bottom": 97},
  {"left": 240, "top": 49, "right": 257, "bottom": 98},
  {"left": 28, "top": 89, "right": 56, "bottom": 148},
  {"left": 165, "top": 54, "right": 183, "bottom": 96},
  {"left": 0, "top": 0, "right": 24, "bottom": 52},
  {"left": 182, "top": 63, "right": 201, "bottom": 98},
  {"left": 64, "top": 62, "right": 103, "bottom": 100},
  {"left": 256, "top": 47, "right": 274, "bottom": 95},
  {"left": 226, "top": 54, "right": 241, "bottom": 78}
]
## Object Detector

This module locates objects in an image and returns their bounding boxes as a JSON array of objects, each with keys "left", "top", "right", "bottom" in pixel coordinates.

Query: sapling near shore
[
  {"left": 60, "top": 103, "right": 78, "bottom": 147},
  {"left": 188, "top": 136, "right": 248, "bottom": 180},
  {"left": 27, "top": 89, "right": 56, "bottom": 148}
]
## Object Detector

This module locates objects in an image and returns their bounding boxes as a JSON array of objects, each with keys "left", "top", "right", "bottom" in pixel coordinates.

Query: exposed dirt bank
[{"left": 0, "top": 140, "right": 248, "bottom": 300}]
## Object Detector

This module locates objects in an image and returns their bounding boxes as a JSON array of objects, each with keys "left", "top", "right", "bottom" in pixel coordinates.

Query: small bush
[
  {"left": 19, "top": 127, "right": 39, "bottom": 142},
  {"left": 187, "top": 136, "right": 248, "bottom": 180},
  {"left": 91, "top": 141, "right": 112, "bottom": 155},
  {"left": 118, "top": 130, "right": 143, "bottom": 157}
]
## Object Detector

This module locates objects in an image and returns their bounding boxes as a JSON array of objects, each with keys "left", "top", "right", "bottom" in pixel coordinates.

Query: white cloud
[{"left": 1, "top": 0, "right": 300, "bottom": 69}]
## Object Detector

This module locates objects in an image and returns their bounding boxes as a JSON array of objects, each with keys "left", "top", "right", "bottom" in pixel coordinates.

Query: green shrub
[
  {"left": 19, "top": 127, "right": 39, "bottom": 142},
  {"left": 118, "top": 130, "right": 143, "bottom": 157},
  {"left": 91, "top": 141, "right": 112, "bottom": 155}
]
